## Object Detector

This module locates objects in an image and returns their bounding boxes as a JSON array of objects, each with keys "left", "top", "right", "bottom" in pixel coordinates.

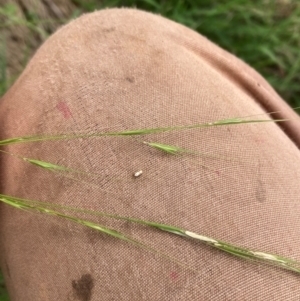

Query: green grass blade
[
  {"left": 0, "top": 117, "right": 287, "bottom": 146},
  {"left": 1, "top": 193, "right": 299, "bottom": 274},
  {"left": 143, "top": 141, "right": 195, "bottom": 155},
  {"left": 182, "top": 230, "right": 300, "bottom": 274},
  {"left": 25, "top": 158, "right": 70, "bottom": 171},
  {"left": 0, "top": 194, "right": 194, "bottom": 272},
  {"left": 0, "top": 149, "right": 111, "bottom": 179},
  {"left": 142, "top": 141, "right": 237, "bottom": 161},
  {"left": 143, "top": 142, "right": 183, "bottom": 155}
]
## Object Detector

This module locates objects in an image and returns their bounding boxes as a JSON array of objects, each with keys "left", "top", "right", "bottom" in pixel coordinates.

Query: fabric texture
[{"left": 1, "top": 8, "right": 300, "bottom": 300}]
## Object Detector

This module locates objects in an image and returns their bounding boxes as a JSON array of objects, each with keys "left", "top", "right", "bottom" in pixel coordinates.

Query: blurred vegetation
[
  {"left": 0, "top": 0, "right": 299, "bottom": 299},
  {"left": 0, "top": 273, "right": 9, "bottom": 301},
  {"left": 72, "top": 0, "right": 300, "bottom": 108},
  {"left": 1, "top": 0, "right": 300, "bottom": 106}
]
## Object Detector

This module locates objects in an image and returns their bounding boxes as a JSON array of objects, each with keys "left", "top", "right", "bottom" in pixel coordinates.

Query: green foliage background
[
  {"left": 75, "top": 0, "right": 300, "bottom": 108},
  {"left": 0, "top": 0, "right": 299, "bottom": 299},
  {"left": 1, "top": 0, "right": 300, "bottom": 107}
]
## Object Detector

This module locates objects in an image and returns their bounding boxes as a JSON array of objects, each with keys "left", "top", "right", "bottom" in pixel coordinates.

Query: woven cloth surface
[{"left": 1, "top": 8, "right": 300, "bottom": 301}]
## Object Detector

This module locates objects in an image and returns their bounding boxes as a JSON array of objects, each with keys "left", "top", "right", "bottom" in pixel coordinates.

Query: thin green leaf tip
[
  {"left": 143, "top": 141, "right": 196, "bottom": 155},
  {"left": 25, "top": 158, "right": 69, "bottom": 171}
]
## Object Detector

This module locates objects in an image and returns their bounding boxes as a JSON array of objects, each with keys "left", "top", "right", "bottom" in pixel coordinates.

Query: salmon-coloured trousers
[{"left": 1, "top": 8, "right": 300, "bottom": 301}]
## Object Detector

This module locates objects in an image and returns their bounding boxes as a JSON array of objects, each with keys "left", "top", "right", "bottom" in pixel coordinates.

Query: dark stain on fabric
[
  {"left": 85, "top": 227, "right": 106, "bottom": 244},
  {"left": 102, "top": 27, "right": 115, "bottom": 33},
  {"left": 48, "top": 223, "right": 71, "bottom": 240},
  {"left": 255, "top": 164, "right": 266, "bottom": 203},
  {"left": 72, "top": 274, "right": 94, "bottom": 301},
  {"left": 5, "top": 261, "right": 11, "bottom": 278},
  {"left": 126, "top": 76, "right": 135, "bottom": 83}
]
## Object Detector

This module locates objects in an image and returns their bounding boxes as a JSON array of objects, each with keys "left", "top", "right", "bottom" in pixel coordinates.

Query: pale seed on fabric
[{"left": 134, "top": 170, "right": 143, "bottom": 177}]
